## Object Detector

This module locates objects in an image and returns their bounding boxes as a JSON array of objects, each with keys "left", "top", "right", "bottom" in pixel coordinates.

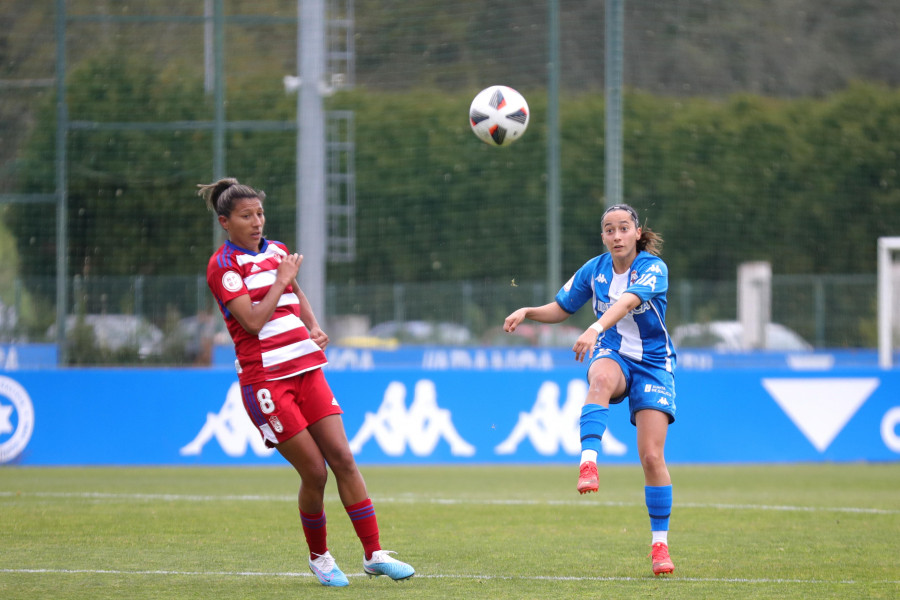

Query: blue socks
[
  {"left": 579, "top": 404, "right": 609, "bottom": 454},
  {"left": 645, "top": 485, "right": 673, "bottom": 531}
]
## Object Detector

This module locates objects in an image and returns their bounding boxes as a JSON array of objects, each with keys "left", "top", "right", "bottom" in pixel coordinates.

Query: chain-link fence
[{"left": 2, "top": 1, "right": 898, "bottom": 364}]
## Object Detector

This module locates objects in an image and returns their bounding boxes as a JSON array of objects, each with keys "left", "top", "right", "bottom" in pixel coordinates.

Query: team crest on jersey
[
  {"left": 222, "top": 270, "right": 243, "bottom": 292},
  {"left": 268, "top": 415, "right": 284, "bottom": 433},
  {"left": 630, "top": 270, "right": 639, "bottom": 285}
]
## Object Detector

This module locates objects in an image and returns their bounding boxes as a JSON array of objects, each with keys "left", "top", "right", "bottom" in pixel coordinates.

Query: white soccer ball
[{"left": 469, "top": 85, "right": 530, "bottom": 147}]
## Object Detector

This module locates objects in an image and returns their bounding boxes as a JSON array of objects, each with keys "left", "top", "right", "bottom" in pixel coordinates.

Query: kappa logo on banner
[
  {"left": 349, "top": 379, "right": 475, "bottom": 457},
  {"left": 495, "top": 379, "right": 626, "bottom": 457},
  {"left": 762, "top": 377, "right": 880, "bottom": 452},
  {"left": 0, "top": 375, "right": 35, "bottom": 464},
  {"left": 180, "top": 382, "right": 276, "bottom": 458}
]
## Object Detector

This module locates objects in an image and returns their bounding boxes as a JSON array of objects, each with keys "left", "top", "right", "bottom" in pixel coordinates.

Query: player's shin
[{"left": 579, "top": 404, "right": 609, "bottom": 463}]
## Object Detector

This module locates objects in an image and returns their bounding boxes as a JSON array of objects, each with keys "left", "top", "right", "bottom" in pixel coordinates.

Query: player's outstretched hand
[
  {"left": 573, "top": 328, "right": 600, "bottom": 363},
  {"left": 503, "top": 308, "right": 528, "bottom": 333}
]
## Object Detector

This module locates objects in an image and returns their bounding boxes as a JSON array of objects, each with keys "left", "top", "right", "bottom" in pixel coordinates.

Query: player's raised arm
[{"left": 504, "top": 301, "right": 570, "bottom": 333}]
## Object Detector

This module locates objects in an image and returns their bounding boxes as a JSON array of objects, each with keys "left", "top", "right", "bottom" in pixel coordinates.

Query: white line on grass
[
  {"left": 1, "top": 568, "right": 898, "bottom": 587},
  {"left": 1, "top": 491, "right": 898, "bottom": 515}
]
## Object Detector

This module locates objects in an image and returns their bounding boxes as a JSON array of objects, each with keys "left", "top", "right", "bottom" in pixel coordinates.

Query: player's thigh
[
  {"left": 307, "top": 414, "right": 358, "bottom": 473},
  {"left": 297, "top": 370, "right": 356, "bottom": 471},
  {"left": 276, "top": 428, "right": 328, "bottom": 484},
  {"left": 635, "top": 408, "right": 670, "bottom": 453},
  {"left": 587, "top": 356, "right": 628, "bottom": 401}
]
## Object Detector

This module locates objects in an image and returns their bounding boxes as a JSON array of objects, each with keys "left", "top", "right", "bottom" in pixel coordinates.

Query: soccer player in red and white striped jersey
[{"left": 200, "top": 178, "right": 414, "bottom": 586}]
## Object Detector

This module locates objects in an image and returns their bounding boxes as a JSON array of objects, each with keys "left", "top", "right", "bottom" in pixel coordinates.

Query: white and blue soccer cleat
[
  {"left": 362, "top": 550, "right": 415, "bottom": 581},
  {"left": 308, "top": 551, "right": 350, "bottom": 587}
]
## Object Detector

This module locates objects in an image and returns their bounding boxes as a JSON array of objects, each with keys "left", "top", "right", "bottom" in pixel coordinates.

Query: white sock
[
  {"left": 580, "top": 450, "right": 598, "bottom": 465},
  {"left": 651, "top": 531, "right": 668, "bottom": 546}
]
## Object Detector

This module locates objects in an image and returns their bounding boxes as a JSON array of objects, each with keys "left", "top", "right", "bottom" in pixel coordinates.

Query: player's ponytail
[
  {"left": 197, "top": 178, "right": 266, "bottom": 217},
  {"left": 637, "top": 227, "right": 663, "bottom": 256}
]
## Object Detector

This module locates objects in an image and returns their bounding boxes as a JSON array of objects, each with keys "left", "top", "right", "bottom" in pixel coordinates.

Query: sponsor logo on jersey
[
  {"left": 596, "top": 273, "right": 608, "bottom": 284},
  {"left": 563, "top": 274, "right": 575, "bottom": 292},
  {"left": 496, "top": 379, "right": 626, "bottom": 457},
  {"left": 348, "top": 380, "right": 475, "bottom": 457},
  {"left": 0, "top": 375, "right": 35, "bottom": 464},
  {"left": 657, "top": 397, "right": 670, "bottom": 407},
  {"left": 222, "top": 270, "right": 243, "bottom": 292},
  {"left": 332, "top": 398, "right": 339, "bottom": 406},
  {"left": 250, "top": 264, "right": 262, "bottom": 273}
]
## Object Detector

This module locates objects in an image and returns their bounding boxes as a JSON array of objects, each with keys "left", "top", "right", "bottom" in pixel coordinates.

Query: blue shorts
[{"left": 589, "top": 349, "right": 676, "bottom": 425}]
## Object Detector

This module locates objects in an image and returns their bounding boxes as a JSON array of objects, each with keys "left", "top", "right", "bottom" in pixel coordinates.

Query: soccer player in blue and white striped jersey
[{"left": 504, "top": 203, "right": 677, "bottom": 576}]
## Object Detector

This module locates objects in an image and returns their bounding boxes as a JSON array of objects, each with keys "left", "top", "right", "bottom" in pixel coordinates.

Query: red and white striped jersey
[{"left": 207, "top": 238, "right": 327, "bottom": 385}]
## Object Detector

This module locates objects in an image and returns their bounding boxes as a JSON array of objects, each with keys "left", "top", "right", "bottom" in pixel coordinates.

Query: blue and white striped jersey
[{"left": 555, "top": 251, "right": 676, "bottom": 372}]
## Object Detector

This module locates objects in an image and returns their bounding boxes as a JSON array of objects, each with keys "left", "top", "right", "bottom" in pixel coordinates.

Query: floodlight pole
[
  {"left": 605, "top": 0, "right": 624, "bottom": 208},
  {"left": 297, "top": 0, "right": 328, "bottom": 324},
  {"left": 55, "top": 0, "right": 68, "bottom": 365},
  {"left": 211, "top": 0, "right": 226, "bottom": 249},
  {"left": 546, "top": 0, "right": 561, "bottom": 295}
]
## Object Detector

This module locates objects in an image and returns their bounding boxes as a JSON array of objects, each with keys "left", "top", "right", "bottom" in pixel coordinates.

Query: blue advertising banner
[
  {"left": 222, "top": 345, "right": 900, "bottom": 372},
  {"left": 2, "top": 367, "right": 899, "bottom": 466}
]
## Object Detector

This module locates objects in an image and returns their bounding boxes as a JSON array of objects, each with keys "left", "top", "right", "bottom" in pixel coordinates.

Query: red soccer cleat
[
  {"left": 576, "top": 461, "right": 599, "bottom": 494},
  {"left": 650, "top": 542, "right": 675, "bottom": 576}
]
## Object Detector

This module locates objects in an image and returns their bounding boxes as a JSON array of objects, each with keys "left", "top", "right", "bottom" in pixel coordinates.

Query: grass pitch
[{"left": 1, "top": 463, "right": 899, "bottom": 599}]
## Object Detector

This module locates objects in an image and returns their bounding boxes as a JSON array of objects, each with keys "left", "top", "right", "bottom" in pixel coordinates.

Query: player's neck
[{"left": 611, "top": 252, "right": 636, "bottom": 274}]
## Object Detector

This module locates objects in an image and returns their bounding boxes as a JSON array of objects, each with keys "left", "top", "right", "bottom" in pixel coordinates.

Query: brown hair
[
  {"left": 197, "top": 178, "right": 266, "bottom": 217},
  {"left": 602, "top": 203, "right": 664, "bottom": 256}
]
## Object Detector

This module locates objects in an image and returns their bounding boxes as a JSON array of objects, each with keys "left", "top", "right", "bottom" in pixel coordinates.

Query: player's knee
[
  {"left": 639, "top": 447, "right": 666, "bottom": 473},
  {"left": 588, "top": 371, "right": 616, "bottom": 397},
  {"left": 327, "top": 446, "right": 359, "bottom": 478},
  {"left": 300, "top": 476, "right": 327, "bottom": 498}
]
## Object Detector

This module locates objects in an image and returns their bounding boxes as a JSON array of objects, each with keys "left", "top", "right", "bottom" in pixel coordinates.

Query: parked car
[
  {"left": 170, "top": 314, "right": 230, "bottom": 364},
  {"left": 364, "top": 320, "right": 474, "bottom": 346},
  {"left": 49, "top": 314, "right": 165, "bottom": 358},
  {"left": 671, "top": 320, "right": 812, "bottom": 351}
]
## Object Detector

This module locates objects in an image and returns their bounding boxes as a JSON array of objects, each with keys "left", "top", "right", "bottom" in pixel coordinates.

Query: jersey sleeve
[
  {"left": 207, "top": 260, "right": 248, "bottom": 306},
  {"left": 555, "top": 256, "right": 600, "bottom": 314},
  {"left": 626, "top": 254, "right": 669, "bottom": 302}
]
